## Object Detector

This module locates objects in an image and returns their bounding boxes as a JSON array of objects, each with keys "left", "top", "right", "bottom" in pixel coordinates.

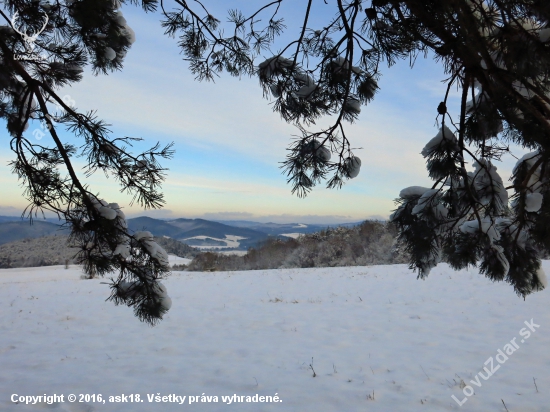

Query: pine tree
[
  {"left": 2, "top": 0, "right": 550, "bottom": 323},
  {"left": 161, "top": 0, "right": 550, "bottom": 296},
  {"left": 1, "top": 0, "right": 172, "bottom": 324}
]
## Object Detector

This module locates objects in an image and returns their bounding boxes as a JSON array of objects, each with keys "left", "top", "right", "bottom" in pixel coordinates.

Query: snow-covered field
[
  {"left": 168, "top": 254, "right": 192, "bottom": 266},
  {"left": 1, "top": 263, "right": 549, "bottom": 411},
  {"left": 216, "top": 250, "right": 248, "bottom": 257},
  {"left": 181, "top": 235, "right": 246, "bottom": 249},
  {"left": 279, "top": 233, "right": 302, "bottom": 239}
]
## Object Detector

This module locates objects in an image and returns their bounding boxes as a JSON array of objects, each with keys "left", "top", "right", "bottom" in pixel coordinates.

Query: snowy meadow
[{"left": 1, "top": 262, "right": 549, "bottom": 411}]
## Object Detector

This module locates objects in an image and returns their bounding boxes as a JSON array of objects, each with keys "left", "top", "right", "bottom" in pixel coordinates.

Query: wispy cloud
[{"left": 2, "top": 5, "right": 514, "bottom": 224}]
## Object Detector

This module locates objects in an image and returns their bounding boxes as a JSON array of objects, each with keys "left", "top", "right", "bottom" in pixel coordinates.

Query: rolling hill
[
  {"left": 127, "top": 216, "right": 186, "bottom": 238},
  {"left": 0, "top": 215, "right": 366, "bottom": 251},
  {"left": 0, "top": 233, "right": 199, "bottom": 269},
  {"left": 128, "top": 217, "right": 269, "bottom": 249},
  {"left": 213, "top": 220, "right": 364, "bottom": 236},
  {"left": 0, "top": 220, "right": 68, "bottom": 245}
]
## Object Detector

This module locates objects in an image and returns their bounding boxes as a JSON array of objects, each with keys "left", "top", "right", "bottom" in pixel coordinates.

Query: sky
[{"left": 0, "top": 1, "right": 528, "bottom": 224}]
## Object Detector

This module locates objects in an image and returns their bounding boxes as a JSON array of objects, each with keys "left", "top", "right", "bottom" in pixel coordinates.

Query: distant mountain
[
  {"left": 127, "top": 216, "right": 185, "bottom": 238},
  {"left": 168, "top": 218, "right": 267, "bottom": 239},
  {"left": 0, "top": 216, "right": 22, "bottom": 223},
  {"left": 0, "top": 214, "right": 365, "bottom": 251},
  {"left": 0, "top": 220, "right": 68, "bottom": 245},
  {"left": 212, "top": 220, "right": 364, "bottom": 236},
  {"left": 183, "top": 237, "right": 227, "bottom": 247},
  {"left": 126, "top": 217, "right": 368, "bottom": 249},
  {"left": 126, "top": 217, "right": 269, "bottom": 250},
  {"left": 0, "top": 215, "right": 64, "bottom": 224}
]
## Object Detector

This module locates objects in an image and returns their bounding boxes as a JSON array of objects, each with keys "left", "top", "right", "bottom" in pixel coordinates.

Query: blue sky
[{"left": 0, "top": 1, "right": 526, "bottom": 224}]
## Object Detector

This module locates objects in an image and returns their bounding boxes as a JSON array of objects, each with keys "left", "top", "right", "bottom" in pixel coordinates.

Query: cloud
[
  {"left": 60, "top": 12, "right": 295, "bottom": 165},
  {"left": 2, "top": 8, "right": 523, "bottom": 226}
]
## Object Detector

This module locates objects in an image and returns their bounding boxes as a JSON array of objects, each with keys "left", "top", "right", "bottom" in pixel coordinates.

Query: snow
[
  {"left": 399, "top": 186, "right": 431, "bottom": 199},
  {"left": 465, "top": 91, "right": 489, "bottom": 113},
  {"left": 421, "top": 125, "right": 457, "bottom": 158},
  {"left": 182, "top": 235, "right": 246, "bottom": 249},
  {"left": 513, "top": 151, "right": 540, "bottom": 174},
  {"left": 98, "top": 206, "right": 117, "bottom": 220},
  {"left": 344, "top": 156, "right": 361, "bottom": 179},
  {"left": 332, "top": 56, "right": 348, "bottom": 68},
  {"left": 304, "top": 141, "right": 330, "bottom": 162},
  {"left": 115, "top": 11, "right": 126, "bottom": 26},
  {"left": 472, "top": 160, "right": 508, "bottom": 208},
  {"left": 104, "top": 47, "right": 116, "bottom": 61},
  {"left": 149, "top": 243, "right": 169, "bottom": 268},
  {"left": 133, "top": 231, "right": 170, "bottom": 268},
  {"left": 269, "top": 84, "right": 280, "bottom": 97},
  {"left": 217, "top": 250, "right": 249, "bottom": 257},
  {"left": 411, "top": 189, "right": 447, "bottom": 219},
  {"left": 1, "top": 263, "right": 549, "bottom": 411},
  {"left": 292, "top": 73, "right": 317, "bottom": 98},
  {"left": 257, "top": 56, "right": 293, "bottom": 77},
  {"left": 525, "top": 193, "right": 543, "bottom": 213},
  {"left": 460, "top": 217, "right": 501, "bottom": 242},
  {"left": 331, "top": 57, "right": 361, "bottom": 74},
  {"left": 535, "top": 267, "right": 548, "bottom": 291},
  {"left": 159, "top": 295, "right": 172, "bottom": 311},
  {"left": 168, "top": 255, "right": 191, "bottom": 265},
  {"left": 113, "top": 244, "right": 130, "bottom": 259},
  {"left": 316, "top": 146, "right": 331, "bottom": 162},
  {"left": 513, "top": 151, "right": 544, "bottom": 194},
  {"left": 344, "top": 98, "right": 361, "bottom": 114},
  {"left": 224, "top": 235, "right": 247, "bottom": 242},
  {"left": 392, "top": 185, "right": 435, "bottom": 222},
  {"left": 280, "top": 233, "right": 302, "bottom": 239},
  {"left": 134, "top": 231, "right": 153, "bottom": 241},
  {"left": 122, "top": 26, "right": 135, "bottom": 45}
]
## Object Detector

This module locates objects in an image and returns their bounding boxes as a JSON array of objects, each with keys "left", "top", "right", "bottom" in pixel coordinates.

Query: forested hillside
[
  {"left": 0, "top": 235, "right": 198, "bottom": 269},
  {"left": 188, "top": 221, "right": 407, "bottom": 271}
]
